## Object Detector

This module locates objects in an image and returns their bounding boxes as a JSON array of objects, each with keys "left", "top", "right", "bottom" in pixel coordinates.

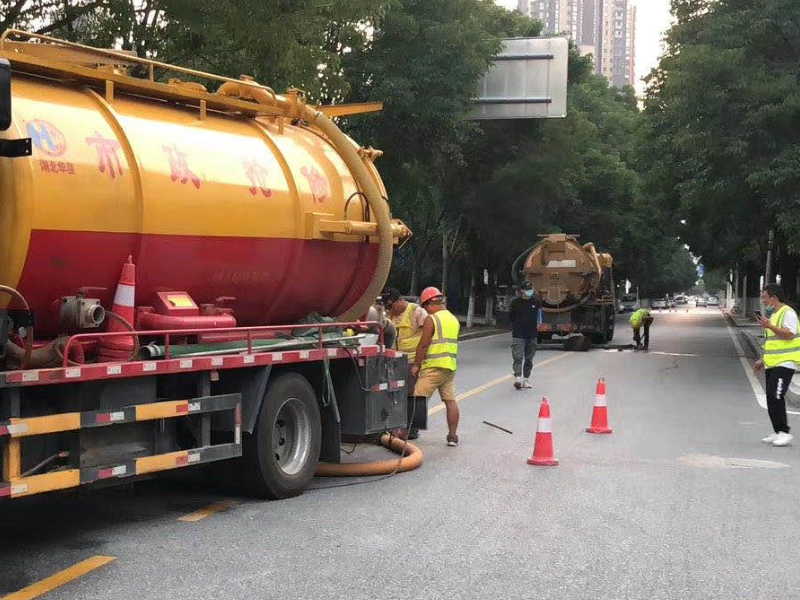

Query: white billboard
[{"left": 471, "top": 37, "right": 569, "bottom": 120}]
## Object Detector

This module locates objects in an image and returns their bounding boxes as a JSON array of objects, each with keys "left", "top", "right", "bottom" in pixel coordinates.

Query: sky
[{"left": 494, "top": 0, "right": 673, "bottom": 95}]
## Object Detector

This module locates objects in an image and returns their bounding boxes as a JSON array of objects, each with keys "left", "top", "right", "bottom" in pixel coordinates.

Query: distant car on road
[
  {"left": 707, "top": 296, "right": 719, "bottom": 307},
  {"left": 652, "top": 298, "right": 667, "bottom": 309},
  {"left": 620, "top": 294, "right": 639, "bottom": 312},
  {"left": 674, "top": 295, "right": 688, "bottom": 305},
  {"left": 696, "top": 298, "right": 707, "bottom": 307}
]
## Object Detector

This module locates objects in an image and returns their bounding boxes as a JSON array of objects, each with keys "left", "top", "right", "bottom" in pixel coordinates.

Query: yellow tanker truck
[
  {"left": 0, "top": 31, "right": 413, "bottom": 502},
  {"left": 519, "top": 234, "right": 616, "bottom": 345}
]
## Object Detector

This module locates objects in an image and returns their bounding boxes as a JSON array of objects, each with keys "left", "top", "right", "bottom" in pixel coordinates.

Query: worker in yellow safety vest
[
  {"left": 754, "top": 283, "right": 800, "bottom": 446},
  {"left": 380, "top": 287, "right": 429, "bottom": 440},
  {"left": 629, "top": 307, "right": 654, "bottom": 351},
  {"left": 412, "top": 286, "right": 461, "bottom": 447}
]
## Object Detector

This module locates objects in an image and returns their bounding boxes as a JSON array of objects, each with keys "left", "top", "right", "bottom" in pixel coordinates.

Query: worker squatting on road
[
  {"left": 629, "top": 308, "right": 654, "bottom": 351},
  {"left": 509, "top": 281, "right": 540, "bottom": 389},
  {"left": 754, "top": 284, "right": 800, "bottom": 447},
  {"left": 411, "top": 287, "right": 461, "bottom": 447},
  {"left": 380, "top": 287, "right": 428, "bottom": 440}
]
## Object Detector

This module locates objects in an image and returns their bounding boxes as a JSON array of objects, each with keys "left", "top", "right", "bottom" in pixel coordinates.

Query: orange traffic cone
[
  {"left": 98, "top": 256, "right": 136, "bottom": 362},
  {"left": 527, "top": 397, "right": 559, "bottom": 466},
  {"left": 586, "top": 378, "right": 613, "bottom": 434}
]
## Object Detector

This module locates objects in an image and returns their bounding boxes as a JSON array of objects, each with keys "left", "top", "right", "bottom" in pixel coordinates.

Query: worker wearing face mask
[{"left": 509, "top": 281, "right": 541, "bottom": 389}]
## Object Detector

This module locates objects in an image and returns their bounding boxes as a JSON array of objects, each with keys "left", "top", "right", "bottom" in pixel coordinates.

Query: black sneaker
[{"left": 446, "top": 434, "right": 459, "bottom": 447}]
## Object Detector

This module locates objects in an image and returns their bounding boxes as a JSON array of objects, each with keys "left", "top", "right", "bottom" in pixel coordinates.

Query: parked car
[
  {"left": 620, "top": 294, "right": 639, "bottom": 313},
  {"left": 674, "top": 295, "right": 688, "bottom": 305},
  {"left": 696, "top": 298, "right": 707, "bottom": 307},
  {"left": 651, "top": 298, "right": 667, "bottom": 309},
  {"left": 707, "top": 296, "right": 719, "bottom": 307}
]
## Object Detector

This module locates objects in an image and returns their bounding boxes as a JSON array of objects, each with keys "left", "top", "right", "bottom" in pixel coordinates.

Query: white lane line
[
  {"left": 427, "top": 352, "right": 571, "bottom": 416},
  {"left": 724, "top": 316, "right": 800, "bottom": 415}
]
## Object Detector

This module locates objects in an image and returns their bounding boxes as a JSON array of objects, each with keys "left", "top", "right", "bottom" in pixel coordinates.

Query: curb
[
  {"left": 459, "top": 328, "right": 508, "bottom": 341},
  {"left": 723, "top": 312, "right": 760, "bottom": 360}
]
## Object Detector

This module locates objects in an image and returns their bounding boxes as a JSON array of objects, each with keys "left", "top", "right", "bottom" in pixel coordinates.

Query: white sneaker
[
  {"left": 772, "top": 432, "right": 793, "bottom": 447},
  {"left": 514, "top": 376, "right": 522, "bottom": 390},
  {"left": 522, "top": 379, "right": 532, "bottom": 389},
  {"left": 762, "top": 433, "right": 780, "bottom": 443}
]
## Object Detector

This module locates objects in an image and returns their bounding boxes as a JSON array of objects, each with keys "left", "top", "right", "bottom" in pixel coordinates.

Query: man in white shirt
[{"left": 754, "top": 284, "right": 800, "bottom": 446}]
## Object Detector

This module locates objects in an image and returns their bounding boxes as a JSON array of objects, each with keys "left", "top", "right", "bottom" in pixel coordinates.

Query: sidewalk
[{"left": 454, "top": 314, "right": 508, "bottom": 341}]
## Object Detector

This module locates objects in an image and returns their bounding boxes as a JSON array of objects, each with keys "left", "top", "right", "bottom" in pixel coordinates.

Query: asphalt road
[{"left": 3, "top": 308, "right": 799, "bottom": 600}]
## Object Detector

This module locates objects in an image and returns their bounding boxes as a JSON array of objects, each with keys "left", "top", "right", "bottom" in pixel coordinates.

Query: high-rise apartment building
[
  {"left": 515, "top": 0, "right": 636, "bottom": 88},
  {"left": 516, "top": 0, "right": 560, "bottom": 34}
]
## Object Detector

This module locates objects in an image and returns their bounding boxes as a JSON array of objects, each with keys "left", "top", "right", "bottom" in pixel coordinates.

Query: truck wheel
[{"left": 242, "top": 373, "right": 321, "bottom": 499}]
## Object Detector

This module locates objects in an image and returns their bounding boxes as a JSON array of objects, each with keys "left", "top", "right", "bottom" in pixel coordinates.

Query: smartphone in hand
[{"left": 754, "top": 310, "right": 762, "bottom": 319}]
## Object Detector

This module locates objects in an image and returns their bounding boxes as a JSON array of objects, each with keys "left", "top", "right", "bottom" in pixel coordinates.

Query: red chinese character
[
  {"left": 39, "top": 160, "right": 51, "bottom": 172},
  {"left": 242, "top": 158, "right": 272, "bottom": 198},
  {"left": 86, "top": 132, "right": 123, "bottom": 178},
  {"left": 300, "top": 166, "right": 329, "bottom": 204},
  {"left": 163, "top": 144, "right": 201, "bottom": 189},
  {"left": 65, "top": 162, "right": 75, "bottom": 175}
]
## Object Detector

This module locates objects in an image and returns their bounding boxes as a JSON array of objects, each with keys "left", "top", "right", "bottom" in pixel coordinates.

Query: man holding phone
[{"left": 754, "top": 284, "right": 800, "bottom": 446}]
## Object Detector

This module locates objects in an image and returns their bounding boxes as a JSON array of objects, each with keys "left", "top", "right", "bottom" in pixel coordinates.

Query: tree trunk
[
  {"left": 484, "top": 293, "right": 494, "bottom": 327},
  {"left": 408, "top": 259, "right": 418, "bottom": 297},
  {"left": 742, "top": 273, "right": 748, "bottom": 316},
  {"left": 441, "top": 231, "right": 449, "bottom": 295},
  {"left": 466, "top": 272, "right": 476, "bottom": 329}
]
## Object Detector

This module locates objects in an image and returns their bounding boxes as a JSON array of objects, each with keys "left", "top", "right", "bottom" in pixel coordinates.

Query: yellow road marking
[
  {"left": 427, "top": 352, "right": 571, "bottom": 415},
  {"left": 2, "top": 555, "right": 115, "bottom": 600},
  {"left": 178, "top": 500, "right": 238, "bottom": 522}
]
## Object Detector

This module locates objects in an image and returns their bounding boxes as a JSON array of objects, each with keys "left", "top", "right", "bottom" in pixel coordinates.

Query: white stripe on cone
[
  {"left": 594, "top": 394, "right": 607, "bottom": 406},
  {"left": 537, "top": 417, "right": 552, "bottom": 433},
  {"left": 113, "top": 283, "right": 135, "bottom": 308}
]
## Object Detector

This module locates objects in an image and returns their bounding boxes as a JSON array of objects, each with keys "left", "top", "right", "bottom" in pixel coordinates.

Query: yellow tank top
[{"left": 393, "top": 302, "right": 423, "bottom": 355}]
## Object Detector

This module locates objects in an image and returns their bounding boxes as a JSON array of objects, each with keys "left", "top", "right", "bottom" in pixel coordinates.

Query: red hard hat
[{"left": 419, "top": 286, "right": 444, "bottom": 306}]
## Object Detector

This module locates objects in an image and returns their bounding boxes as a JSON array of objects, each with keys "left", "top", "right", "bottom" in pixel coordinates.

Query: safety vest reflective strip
[
  {"left": 422, "top": 310, "right": 460, "bottom": 371},
  {"left": 763, "top": 305, "right": 800, "bottom": 367},
  {"left": 396, "top": 302, "right": 423, "bottom": 355}
]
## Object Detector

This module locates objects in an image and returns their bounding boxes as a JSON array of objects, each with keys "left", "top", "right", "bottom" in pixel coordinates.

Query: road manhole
[{"left": 678, "top": 453, "right": 789, "bottom": 469}]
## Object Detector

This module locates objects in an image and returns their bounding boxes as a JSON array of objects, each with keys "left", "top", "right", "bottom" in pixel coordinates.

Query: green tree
[
  {"left": 641, "top": 0, "right": 800, "bottom": 292},
  {"left": 343, "top": 0, "right": 538, "bottom": 294}
]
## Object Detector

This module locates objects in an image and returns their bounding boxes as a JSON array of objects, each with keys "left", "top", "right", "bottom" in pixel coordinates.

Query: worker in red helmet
[{"left": 411, "top": 286, "right": 461, "bottom": 447}]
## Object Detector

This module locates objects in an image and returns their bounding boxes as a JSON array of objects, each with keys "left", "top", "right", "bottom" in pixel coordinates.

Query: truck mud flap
[{"left": 0, "top": 394, "right": 241, "bottom": 499}]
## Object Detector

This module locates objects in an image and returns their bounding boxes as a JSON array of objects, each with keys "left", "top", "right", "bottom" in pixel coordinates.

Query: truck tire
[{"left": 242, "top": 372, "right": 321, "bottom": 499}]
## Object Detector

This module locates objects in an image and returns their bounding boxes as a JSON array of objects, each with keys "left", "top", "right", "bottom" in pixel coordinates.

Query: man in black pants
[
  {"left": 755, "top": 284, "right": 800, "bottom": 447},
  {"left": 509, "top": 282, "right": 540, "bottom": 390}
]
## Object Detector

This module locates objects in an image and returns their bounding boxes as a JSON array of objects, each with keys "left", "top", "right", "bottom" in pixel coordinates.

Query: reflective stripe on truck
[{"left": 1, "top": 394, "right": 241, "bottom": 499}]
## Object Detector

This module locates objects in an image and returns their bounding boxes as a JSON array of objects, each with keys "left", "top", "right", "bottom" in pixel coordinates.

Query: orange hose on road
[{"left": 315, "top": 433, "right": 423, "bottom": 477}]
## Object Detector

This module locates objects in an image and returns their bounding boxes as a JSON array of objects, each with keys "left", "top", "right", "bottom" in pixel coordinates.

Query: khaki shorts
[{"left": 414, "top": 367, "right": 456, "bottom": 402}]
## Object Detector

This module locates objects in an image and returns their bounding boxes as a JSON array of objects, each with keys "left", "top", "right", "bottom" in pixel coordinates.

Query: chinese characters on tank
[
  {"left": 163, "top": 144, "right": 201, "bottom": 188},
  {"left": 86, "top": 131, "right": 123, "bottom": 178},
  {"left": 242, "top": 159, "right": 272, "bottom": 198}
]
